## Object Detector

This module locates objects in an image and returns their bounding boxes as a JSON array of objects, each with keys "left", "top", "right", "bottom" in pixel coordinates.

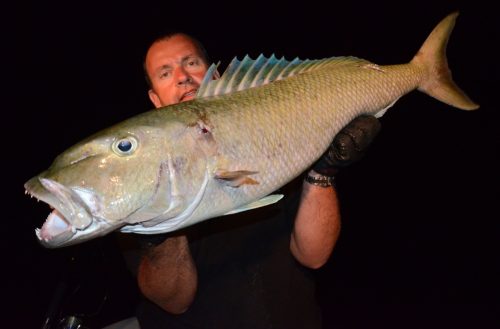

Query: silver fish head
[{"left": 24, "top": 115, "right": 210, "bottom": 248}]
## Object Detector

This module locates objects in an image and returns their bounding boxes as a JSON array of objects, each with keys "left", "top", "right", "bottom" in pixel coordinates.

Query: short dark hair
[{"left": 143, "top": 32, "right": 210, "bottom": 89}]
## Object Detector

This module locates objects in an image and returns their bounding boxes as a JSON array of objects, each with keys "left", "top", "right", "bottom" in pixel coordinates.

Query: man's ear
[{"left": 148, "top": 89, "right": 162, "bottom": 108}]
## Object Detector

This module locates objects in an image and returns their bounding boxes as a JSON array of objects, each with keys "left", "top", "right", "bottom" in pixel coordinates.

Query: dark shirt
[{"left": 135, "top": 179, "right": 322, "bottom": 329}]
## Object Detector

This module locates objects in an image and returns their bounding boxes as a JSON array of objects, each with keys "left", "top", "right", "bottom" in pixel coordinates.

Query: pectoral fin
[
  {"left": 223, "top": 194, "right": 284, "bottom": 216},
  {"left": 215, "top": 169, "right": 259, "bottom": 187}
]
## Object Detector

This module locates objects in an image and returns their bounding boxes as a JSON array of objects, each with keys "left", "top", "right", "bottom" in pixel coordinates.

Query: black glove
[{"left": 312, "top": 115, "right": 381, "bottom": 177}]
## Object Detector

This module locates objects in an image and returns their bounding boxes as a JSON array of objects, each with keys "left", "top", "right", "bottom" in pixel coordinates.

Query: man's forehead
[{"left": 148, "top": 36, "right": 199, "bottom": 61}]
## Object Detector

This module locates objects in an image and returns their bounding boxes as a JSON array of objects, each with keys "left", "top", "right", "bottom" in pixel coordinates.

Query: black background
[{"left": 10, "top": 0, "right": 498, "bottom": 328}]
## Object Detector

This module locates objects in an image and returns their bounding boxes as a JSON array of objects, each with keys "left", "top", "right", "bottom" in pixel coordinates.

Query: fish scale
[{"left": 183, "top": 63, "right": 422, "bottom": 226}]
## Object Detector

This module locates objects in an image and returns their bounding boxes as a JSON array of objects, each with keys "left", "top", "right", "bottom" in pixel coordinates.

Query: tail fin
[{"left": 411, "top": 12, "right": 479, "bottom": 110}]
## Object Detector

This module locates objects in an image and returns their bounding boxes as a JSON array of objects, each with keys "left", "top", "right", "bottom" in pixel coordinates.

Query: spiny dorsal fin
[{"left": 197, "top": 54, "right": 339, "bottom": 98}]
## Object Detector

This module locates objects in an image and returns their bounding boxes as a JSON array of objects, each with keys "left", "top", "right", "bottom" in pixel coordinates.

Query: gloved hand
[{"left": 311, "top": 115, "right": 381, "bottom": 177}]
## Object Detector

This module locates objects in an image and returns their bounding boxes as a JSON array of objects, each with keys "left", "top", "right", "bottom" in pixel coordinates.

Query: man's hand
[{"left": 312, "top": 115, "right": 381, "bottom": 177}]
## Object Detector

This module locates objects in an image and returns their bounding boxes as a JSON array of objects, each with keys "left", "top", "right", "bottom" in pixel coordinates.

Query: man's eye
[{"left": 160, "top": 71, "right": 171, "bottom": 78}]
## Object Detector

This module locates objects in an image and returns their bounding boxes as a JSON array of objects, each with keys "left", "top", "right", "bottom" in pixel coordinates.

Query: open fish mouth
[
  {"left": 24, "top": 177, "right": 103, "bottom": 247},
  {"left": 37, "top": 207, "right": 74, "bottom": 245}
]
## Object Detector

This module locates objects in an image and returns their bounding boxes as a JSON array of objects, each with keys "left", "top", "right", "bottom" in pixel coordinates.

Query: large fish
[{"left": 25, "top": 12, "right": 478, "bottom": 248}]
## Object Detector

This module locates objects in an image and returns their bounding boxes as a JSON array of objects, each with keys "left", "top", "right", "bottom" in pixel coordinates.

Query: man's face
[{"left": 145, "top": 34, "right": 208, "bottom": 107}]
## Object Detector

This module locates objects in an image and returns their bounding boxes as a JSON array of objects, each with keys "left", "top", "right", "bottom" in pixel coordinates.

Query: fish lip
[{"left": 24, "top": 177, "right": 96, "bottom": 247}]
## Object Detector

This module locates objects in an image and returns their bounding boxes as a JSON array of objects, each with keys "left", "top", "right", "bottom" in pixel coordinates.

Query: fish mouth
[
  {"left": 37, "top": 208, "right": 73, "bottom": 246},
  {"left": 24, "top": 177, "right": 111, "bottom": 248}
]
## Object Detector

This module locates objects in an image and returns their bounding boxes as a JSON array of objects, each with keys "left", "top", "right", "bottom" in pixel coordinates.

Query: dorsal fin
[
  {"left": 198, "top": 61, "right": 221, "bottom": 94},
  {"left": 196, "top": 54, "right": 339, "bottom": 98}
]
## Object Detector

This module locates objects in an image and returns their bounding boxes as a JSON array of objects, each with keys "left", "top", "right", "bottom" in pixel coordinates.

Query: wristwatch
[{"left": 304, "top": 171, "right": 334, "bottom": 188}]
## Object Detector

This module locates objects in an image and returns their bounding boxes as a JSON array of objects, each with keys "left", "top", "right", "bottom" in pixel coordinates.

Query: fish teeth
[{"left": 25, "top": 190, "right": 39, "bottom": 201}]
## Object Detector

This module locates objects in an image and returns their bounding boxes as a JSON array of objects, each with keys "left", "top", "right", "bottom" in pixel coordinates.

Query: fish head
[{"left": 24, "top": 116, "right": 211, "bottom": 248}]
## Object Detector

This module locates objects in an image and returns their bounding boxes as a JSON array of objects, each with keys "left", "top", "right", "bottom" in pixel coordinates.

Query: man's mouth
[{"left": 180, "top": 89, "right": 197, "bottom": 102}]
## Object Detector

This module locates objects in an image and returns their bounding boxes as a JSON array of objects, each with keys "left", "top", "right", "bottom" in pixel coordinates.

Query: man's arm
[
  {"left": 290, "top": 116, "right": 381, "bottom": 268},
  {"left": 137, "top": 234, "right": 197, "bottom": 314},
  {"left": 290, "top": 179, "right": 341, "bottom": 269}
]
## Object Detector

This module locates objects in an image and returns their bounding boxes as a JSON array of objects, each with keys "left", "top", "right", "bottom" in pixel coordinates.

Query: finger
[
  {"left": 343, "top": 116, "right": 381, "bottom": 150},
  {"left": 332, "top": 133, "right": 357, "bottom": 163}
]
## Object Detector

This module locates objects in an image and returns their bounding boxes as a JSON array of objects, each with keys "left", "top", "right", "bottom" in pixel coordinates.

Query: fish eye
[
  {"left": 118, "top": 140, "right": 132, "bottom": 152},
  {"left": 112, "top": 137, "right": 138, "bottom": 156}
]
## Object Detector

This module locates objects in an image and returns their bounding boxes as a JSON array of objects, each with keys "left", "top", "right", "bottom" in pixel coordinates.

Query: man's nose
[{"left": 174, "top": 67, "right": 193, "bottom": 86}]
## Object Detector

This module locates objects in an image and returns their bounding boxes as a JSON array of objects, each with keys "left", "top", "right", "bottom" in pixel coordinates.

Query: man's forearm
[
  {"left": 290, "top": 178, "right": 341, "bottom": 269},
  {"left": 137, "top": 235, "right": 197, "bottom": 314}
]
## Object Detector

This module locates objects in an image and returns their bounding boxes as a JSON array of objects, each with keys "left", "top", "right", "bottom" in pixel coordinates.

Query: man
[{"left": 130, "top": 32, "right": 380, "bottom": 329}]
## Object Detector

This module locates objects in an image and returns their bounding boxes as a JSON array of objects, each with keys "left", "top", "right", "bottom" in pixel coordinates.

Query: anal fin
[{"left": 223, "top": 194, "right": 284, "bottom": 216}]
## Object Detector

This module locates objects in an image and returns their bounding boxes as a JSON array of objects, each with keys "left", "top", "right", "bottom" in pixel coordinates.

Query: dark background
[{"left": 10, "top": 0, "right": 498, "bottom": 328}]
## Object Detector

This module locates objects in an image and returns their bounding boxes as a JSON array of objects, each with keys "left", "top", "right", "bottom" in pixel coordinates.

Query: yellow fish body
[{"left": 25, "top": 12, "right": 478, "bottom": 247}]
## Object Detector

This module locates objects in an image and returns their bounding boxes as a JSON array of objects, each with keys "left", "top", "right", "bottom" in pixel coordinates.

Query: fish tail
[{"left": 411, "top": 12, "right": 479, "bottom": 110}]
